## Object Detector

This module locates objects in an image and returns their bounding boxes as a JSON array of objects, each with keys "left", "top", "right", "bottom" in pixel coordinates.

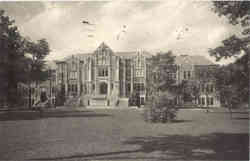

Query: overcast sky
[{"left": 0, "top": 1, "right": 242, "bottom": 64}]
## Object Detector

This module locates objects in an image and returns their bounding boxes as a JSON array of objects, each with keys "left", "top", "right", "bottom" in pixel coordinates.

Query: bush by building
[{"left": 144, "top": 91, "right": 178, "bottom": 123}]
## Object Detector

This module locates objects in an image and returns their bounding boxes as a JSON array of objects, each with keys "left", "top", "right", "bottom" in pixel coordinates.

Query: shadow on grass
[
  {"left": 171, "top": 119, "right": 192, "bottom": 123},
  {"left": 31, "top": 133, "right": 249, "bottom": 161},
  {"left": 233, "top": 117, "right": 249, "bottom": 120},
  {"left": 0, "top": 110, "right": 112, "bottom": 121},
  {"left": 211, "top": 111, "right": 249, "bottom": 114}
]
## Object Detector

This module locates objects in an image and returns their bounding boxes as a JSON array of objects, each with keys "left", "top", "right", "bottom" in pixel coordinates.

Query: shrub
[{"left": 144, "top": 91, "right": 178, "bottom": 123}]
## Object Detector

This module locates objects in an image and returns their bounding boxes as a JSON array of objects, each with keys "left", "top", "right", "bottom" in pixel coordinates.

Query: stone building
[
  {"left": 55, "top": 42, "right": 150, "bottom": 107},
  {"left": 174, "top": 55, "right": 220, "bottom": 107},
  {"left": 55, "top": 43, "right": 220, "bottom": 107}
]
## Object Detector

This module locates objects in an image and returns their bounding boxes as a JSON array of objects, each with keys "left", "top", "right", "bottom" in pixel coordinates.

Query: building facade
[
  {"left": 54, "top": 43, "right": 220, "bottom": 107},
  {"left": 55, "top": 42, "right": 149, "bottom": 106},
  {"left": 174, "top": 55, "right": 220, "bottom": 107}
]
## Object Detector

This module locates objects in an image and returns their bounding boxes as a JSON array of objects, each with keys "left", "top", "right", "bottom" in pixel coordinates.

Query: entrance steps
[
  {"left": 89, "top": 95, "right": 108, "bottom": 106},
  {"left": 117, "top": 98, "right": 129, "bottom": 108},
  {"left": 86, "top": 105, "right": 113, "bottom": 109},
  {"left": 89, "top": 99, "right": 108, "bottom": 106}
]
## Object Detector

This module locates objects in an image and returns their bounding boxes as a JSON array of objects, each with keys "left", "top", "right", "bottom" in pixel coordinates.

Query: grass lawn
[{"left": 0, "top": 107, "right": 248, "bottom": 161}]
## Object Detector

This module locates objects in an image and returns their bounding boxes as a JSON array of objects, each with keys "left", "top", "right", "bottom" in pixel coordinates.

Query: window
[
  {"left": 198, "top": 97, "right": 201, "bottom": 105},
  {"left": 98, "top": 68, "right": 108, "bottom": 77},
  {"left": 207, "top": 97, "right": 210, "bottom": 105},
  {"left": 210, "top": 97, "right": 214, "bottom": 105},
  {"left": 201, "top": 84, "right": 205, "bottom": 92},
  {"left": 105, "top": 69, "right": 108, "bottom": 76},
  {"left": 184, "top": 71, "right": 187, "bottom": 79},
  {"left": 134, "top": 83, "right": 144, "bottom": 92},
  {"left": 74, "top": 85, "right": 78, "bottom": 93},
  {"left": 97, "top": 53, "right": 109, "bottom": 65},
  {"left": 70, "top": 71, "right": 77, "bottom": 79},
  {"left": 188, "top": 71, "right": 191, "bottom": 79},
  {"left": 68, "top": 84, "right": 77, "bottom": 92},
  {"left": 135, "top": 70, "right": 144, "bottom": 77},
  {"left": 202, "top": 97, "right": 205, "bottom": 105},
  {"left": 80, "top": 84, "right": 83, "bottom": 93},
  {"left": 126, "top": 83, "right": 131, "bottom": 94},
  {"left": 140, "top": 97, "right": 145, "bottom": 105},
  {"left": 68, "top": 84, "right": 71, "bottom": 92},
  {"left": 210, "top": 84, "right": 214, "bottom": 92}
]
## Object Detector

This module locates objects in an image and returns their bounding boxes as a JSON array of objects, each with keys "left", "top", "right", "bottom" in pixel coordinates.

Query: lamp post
[{"left": 49, "top": 68, "right": 52, "bottom": 107}]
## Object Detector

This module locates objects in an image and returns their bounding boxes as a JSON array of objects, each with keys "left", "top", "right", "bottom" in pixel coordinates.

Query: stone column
[
  {"left": 116, "top": 57, "right": 120, "bottom": 96},
  {"left": 88, "top": 58, "right": 92, "bottom": 94},
  {"left": 144, "top": 57, "right": 146, "bottom": 96},
  {"left": 65, "top": 63, "right": 68, "bottom": 96},
  {"left": 77, "top": 59, "right": 81, "bottom": 96},
  {"left": 123, "top": 59, "right": 126, "bottom": 97},
  {"left": 131, "top": 62, "right": 133, "bottom": 95},
  {"left": 107, "top": 55, "right": 110, "bottom": 96}
]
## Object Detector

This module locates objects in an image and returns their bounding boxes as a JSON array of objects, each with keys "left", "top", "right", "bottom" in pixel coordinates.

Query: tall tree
[
  {"left": 0, "top": 10, "right": 28, "bottom": 106},
  {"left": 0, "top": 10, "right": 50, "bottom": 107},
  {"left": 147, "top": 51, "right": 176, "bottom": 96},
  {"left": 209, "top": 2, "right": 249, "bottom": 108},
  {"left": 24, "top": 38, "right": 50, "bottom": 108},
  {"left": 145, "top": 51, "right": 178, "bottom": 122}
]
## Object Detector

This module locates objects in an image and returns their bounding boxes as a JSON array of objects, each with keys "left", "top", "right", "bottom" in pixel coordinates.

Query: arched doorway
[{"left": 99, "top": 82, "right": 108, "bottom": 95}]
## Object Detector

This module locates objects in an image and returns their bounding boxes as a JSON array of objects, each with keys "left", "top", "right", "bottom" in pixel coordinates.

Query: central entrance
[{"left": 99, "top": 82, "right": 108, "bottom": 95}]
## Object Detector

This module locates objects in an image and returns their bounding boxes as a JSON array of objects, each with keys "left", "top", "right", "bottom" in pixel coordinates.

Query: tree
[
  {"left": 144, "top": 51, "right": 179, "bottom": 123},
  {"left": 209, "top": 2, "right": 249, "bottom": 110},
  {"left": 0, "top": 10, "right": 50, "bottom": 108},
  {"left": 214, "top": 65, "right": 242, "bottom": 118},
  {"left": 24, "top": 38, "right": 50, "bottom": 108},
  {"left": 0, "top": 10, "right": 29, "bottom": 107},
  {"left": 146, "top": 51, "right": 176, "bottom": 96}
]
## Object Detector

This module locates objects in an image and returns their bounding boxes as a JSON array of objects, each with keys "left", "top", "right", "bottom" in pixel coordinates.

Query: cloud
[{"left": 2, "top": 1, "right": 239, "bottom": 64}]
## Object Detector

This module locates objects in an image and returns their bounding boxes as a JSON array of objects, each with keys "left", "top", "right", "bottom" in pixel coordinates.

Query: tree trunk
[{"left": 28, "top": 83, "right": 32, "bottom": 109}]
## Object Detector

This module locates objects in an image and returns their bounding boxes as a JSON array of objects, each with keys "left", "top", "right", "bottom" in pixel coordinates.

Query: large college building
[
  {"left": 55, "top": 42, "right": 150, "bottom": 106},
  {"left": 54, "top": 42, "right": 220, "bottom": 107}
]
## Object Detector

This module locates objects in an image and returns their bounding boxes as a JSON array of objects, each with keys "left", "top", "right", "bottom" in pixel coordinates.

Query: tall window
[
  {"left": 201, "top": 84, "right": 205, "bottom": 92},
  {"left": 69, "top": 84, "right": 77, "bottom": 92},
  {"left": 206, "top": 97, "right": 210, "bottom": 105},
  {"left": 202, "top": 97, "right": 205, "bottom": 105},
  {"left": 188, "top": 71, "right": 191, "bottom": 79},
  {"left": 98, "top": 68, "right": 108, "bottom": 77},
  {"left": 134, "top": 83, "right": 145, "bottom": 92},
  {"left": 97, "top": 52, "right": 109, "bottom": 65},
  {"left": 210, "top": 97, "right": 214, "bottom": 105},
  {"left": 184, "top": 71, "right": 191, "bottom": 79},
  {"left": 70, "top": 71, "right": 77, "bottom": 79},
  {"left": 210, "top": 84, "right": 214, "bottom": 92}
]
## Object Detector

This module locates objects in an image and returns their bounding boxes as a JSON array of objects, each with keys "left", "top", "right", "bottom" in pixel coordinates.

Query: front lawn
[{"left": 0, "top": 108, "right": 248, "bottom": 161}]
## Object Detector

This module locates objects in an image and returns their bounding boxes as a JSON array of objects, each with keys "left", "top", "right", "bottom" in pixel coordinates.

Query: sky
[{"left": 0, "top": 1, "right": 242, "bottom": 64}]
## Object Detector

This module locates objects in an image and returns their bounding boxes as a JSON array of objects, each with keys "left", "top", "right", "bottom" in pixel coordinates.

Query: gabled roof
[
  {"left": 116, "top": 51, "right": 153, "bottom": 58},
  {"left": 175, "top": 55, "right": 214, "bottom": 66}
]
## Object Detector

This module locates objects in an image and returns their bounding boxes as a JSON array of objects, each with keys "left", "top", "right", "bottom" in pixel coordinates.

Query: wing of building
[{"left": 51, "top": 42, "right": 220, "bottom": 108}]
